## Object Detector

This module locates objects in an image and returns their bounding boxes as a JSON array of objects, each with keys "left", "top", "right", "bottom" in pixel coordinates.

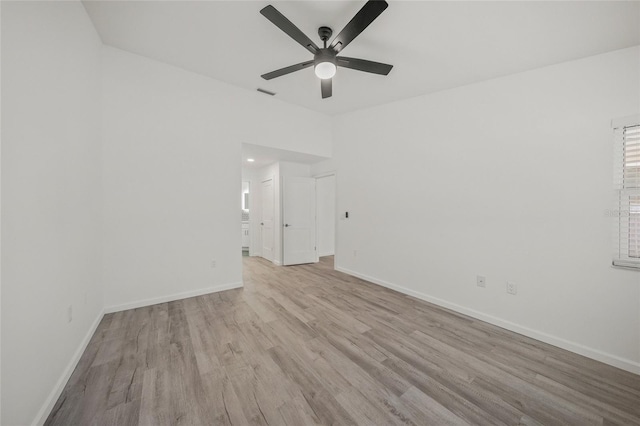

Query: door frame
[
  {"left": 314, "top": 171, "right": 337, "bottom": 263},
  {"left": 260, "top": 176, "right": 275, "bottom": 263},
  {"left": 242, "top": 180, "right": 251, "bottom": 255},
  {"left": 314, "top": 171, "right": 336, "bottom": 260}
]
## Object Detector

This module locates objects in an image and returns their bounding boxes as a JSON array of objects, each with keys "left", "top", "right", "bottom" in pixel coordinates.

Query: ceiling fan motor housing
[{"left": 314, "top": 48, "right": 336, "bottom": 66}]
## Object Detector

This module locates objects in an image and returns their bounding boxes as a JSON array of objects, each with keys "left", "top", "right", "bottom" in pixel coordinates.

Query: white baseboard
[
  {"left": 104, "top": 281, "right": 243, "bottom": 314},
  {"left": 273, "top": 260, "right": 282, "bottom": 266},
  {"left": 32, "top": 308, "right": 105, "bottom": 426},
  {"left": 336, "top": 266, "right": 640, "bottom": 375},
  {"left": 32, "top": 281, "right": 243, "bottom": 424}
]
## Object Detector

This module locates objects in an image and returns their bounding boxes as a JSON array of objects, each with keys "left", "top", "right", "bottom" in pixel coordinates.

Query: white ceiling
[
  {"left": 83, "top": 1, "right": 640, "bottom": 116},
  {"left": 241, "top": 143, "right": 329, "bottom": 169}
]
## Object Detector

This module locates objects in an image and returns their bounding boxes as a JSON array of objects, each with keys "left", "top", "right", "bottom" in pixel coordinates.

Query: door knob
[
  {"left": 261, "top": 222, "right": 264, "bottom": 225},
  {"left": 284, "top": 224, "right": 290, "bottom": 227}
]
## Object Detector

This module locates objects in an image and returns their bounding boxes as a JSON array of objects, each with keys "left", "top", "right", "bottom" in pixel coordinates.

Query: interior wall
[
  {"left": 1, "top": 2, "right": 104, "bottom": 424},
  {"left": 316, "top": 174, "right": 336, "bottom": 257},
  {"left": 101, "top": 46, "right": 331, "bottom": 310},
  {"left": 280, "top": 161, "right": 311, "bottom": 178},
  {"left": 311, "top": 159, "right": 337, "bottom": 177},
  {"left": 1, "top": 2, "right": 4, "bottom": 423},
  {"left": 332, "top": 46, "right": 640, "bottom": 372}
]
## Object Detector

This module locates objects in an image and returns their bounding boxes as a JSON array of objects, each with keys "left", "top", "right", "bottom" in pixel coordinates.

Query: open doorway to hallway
[
  {"left": 240, "top": 143, "right": 334, "bottom": 269},
  {"left": 241, "top": 180, "right": 250, "bottom": 256},
  {"left": 315, "top": 173, "right": 336, "bottom": 258}
]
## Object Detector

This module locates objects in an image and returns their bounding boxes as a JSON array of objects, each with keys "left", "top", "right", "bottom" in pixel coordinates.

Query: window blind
[{"left": 613, "top": 124, "right": 640, "bottom": 268}]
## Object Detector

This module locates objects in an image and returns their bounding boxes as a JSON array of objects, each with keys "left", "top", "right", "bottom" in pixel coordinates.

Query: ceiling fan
[{"left": 260, "top": 0, "right": 393, "bottom": 99}]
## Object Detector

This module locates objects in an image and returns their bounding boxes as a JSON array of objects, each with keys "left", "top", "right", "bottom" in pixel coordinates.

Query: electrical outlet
[
  {"left": 211, "top": 260, "right": 217, "bottom": 268},
  {"left": 507, "top": 281, "right": 517, "bottom": 295},
  {"left": 477, "top": 276, "right": 486, "bottom": 288},
  {"left": 67, "top": 305, "right": 73, "bottom": 323}
]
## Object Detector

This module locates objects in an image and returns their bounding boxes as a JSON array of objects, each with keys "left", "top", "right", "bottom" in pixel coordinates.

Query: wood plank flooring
[{"left": 46, "top": 256, "right": 640, "bottom": 425}]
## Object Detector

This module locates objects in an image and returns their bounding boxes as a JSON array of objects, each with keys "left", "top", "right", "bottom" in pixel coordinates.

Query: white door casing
[
  {"left": 261, "top": 178, "right": 275, "bottom": 262},
  {"left": 282, "top": 176, "right": 317, "bottom": 266},
  {"left": 316, "top": 174, "right": 336, "bottom": 257}
]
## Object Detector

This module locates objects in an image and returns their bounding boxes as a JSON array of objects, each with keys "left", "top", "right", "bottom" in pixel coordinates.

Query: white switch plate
[{"left": 507, "top": 281, "right": 517, "bottom": 295}]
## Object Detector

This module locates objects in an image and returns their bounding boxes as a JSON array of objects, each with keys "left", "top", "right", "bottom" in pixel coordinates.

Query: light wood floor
[{"left": 46, "top": 256, "right": 640, "bottom": 425}]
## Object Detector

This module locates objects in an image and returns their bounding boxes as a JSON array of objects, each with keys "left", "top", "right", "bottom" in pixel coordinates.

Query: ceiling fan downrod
[{"left": 318, "top": 26, "right": 333, "bottom": 49}]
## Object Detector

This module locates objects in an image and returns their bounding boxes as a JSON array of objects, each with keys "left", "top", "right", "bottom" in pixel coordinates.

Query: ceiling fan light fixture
[
  {"left": 260, "top": 1, "right": 392, "bottom": 97},
  {"left": 314, "top": 61, "right": 336, "bottom": 79}
]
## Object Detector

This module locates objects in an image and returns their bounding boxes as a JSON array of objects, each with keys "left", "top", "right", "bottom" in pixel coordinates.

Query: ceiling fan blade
[
  {"left": 261, "top": 60, "right": 314, "bottom": 80},
  {"left": 336, "top": 56, "right": 393, "bottom": 75},
  {"left": 260, "top": 5, "right": 319, "bottom": 54},
  {"left": 329, "top": 0, "right": 388, "bottom": 54},
  {"left": 321, "top": 78, "right": 332, "bottom": 99}
]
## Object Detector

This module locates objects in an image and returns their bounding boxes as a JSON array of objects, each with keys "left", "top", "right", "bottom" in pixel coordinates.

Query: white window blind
[{"left": 613, "top": 123, "right": 640, "bottom": 268}]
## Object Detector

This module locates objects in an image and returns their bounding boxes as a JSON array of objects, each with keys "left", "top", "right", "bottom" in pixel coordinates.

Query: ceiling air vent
[{"left": 257, "top": 88, "right": 276, "bottom": 96}]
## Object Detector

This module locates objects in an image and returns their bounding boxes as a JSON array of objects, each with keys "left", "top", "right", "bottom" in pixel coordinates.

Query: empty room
[{"left": 1, "top": 0, "right": 640, "bottom": 425}]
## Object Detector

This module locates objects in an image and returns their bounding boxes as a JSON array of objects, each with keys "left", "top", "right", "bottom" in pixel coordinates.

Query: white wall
[
  {"left": 102, "top": 47, "right": 331, "bottom": 311},
  {"left": 1, "top": 2, "right": 104, "bottom": 424},
  {"left": 311, "top": 158, "right": 337, "bottom": 177},
  {"left": 280, "top": 161, "right": 311, "bottom": 178},
  {"left": 1, "top": 2, "right": 4, "bottom": 423},
  {"left": 316, "top": 174, "right": 336, "bottom": 257},
  {"left": 332, "top": 46, "right": 640, "bottom": 372}
]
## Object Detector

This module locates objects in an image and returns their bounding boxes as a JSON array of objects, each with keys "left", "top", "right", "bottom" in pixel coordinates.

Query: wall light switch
[{"left": 477, "top": 276, "right": 486, "bottom": 287}]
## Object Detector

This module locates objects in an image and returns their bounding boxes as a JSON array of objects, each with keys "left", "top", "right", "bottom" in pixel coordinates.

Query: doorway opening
[
  {"left": 260, "top": 176, "right": 275, "bottom": 263},
  {"left": 241, "top": 143, "right": 333, "bottom": 271},
  {"left": 241, "top": 181, "right": 250, "bottom": 256},
  {"left": 315, "top": 173, "right": 336, "bottom": 258}
]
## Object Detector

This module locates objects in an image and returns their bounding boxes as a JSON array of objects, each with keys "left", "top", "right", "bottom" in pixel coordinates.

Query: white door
[
  {"left": 261, "top": 178, "right": 275, "bottom": 262},
  {"left": 316, "top": 174, "right": 335, "bottom": 257},
  {"left": 282, "top": 177, "right": 317, "bottom": 266}
]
